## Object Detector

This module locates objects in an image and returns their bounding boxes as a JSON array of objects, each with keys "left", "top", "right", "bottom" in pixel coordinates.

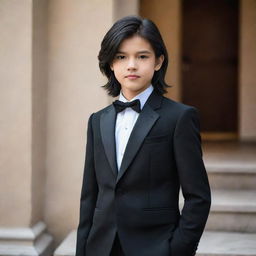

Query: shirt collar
[{"left": 119, "top": 85, "right": 154, "bottom": 110}]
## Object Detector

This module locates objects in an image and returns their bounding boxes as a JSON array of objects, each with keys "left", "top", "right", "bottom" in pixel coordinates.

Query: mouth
[{"left": 125, "top": 75, "right": 140, "bottom": 80}]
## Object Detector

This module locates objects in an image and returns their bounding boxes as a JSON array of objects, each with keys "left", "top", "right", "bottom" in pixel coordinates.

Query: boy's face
[{"left": 110, "top": 35, "right": 164, "bottom": 100}]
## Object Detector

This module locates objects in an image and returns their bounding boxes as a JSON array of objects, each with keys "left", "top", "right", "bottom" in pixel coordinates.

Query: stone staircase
[
  {"left": 54, "top": 141, "right": 256, "bottom": 256},
  {"left": 196, "top": 141, "right": 256, "bottom": 256}
]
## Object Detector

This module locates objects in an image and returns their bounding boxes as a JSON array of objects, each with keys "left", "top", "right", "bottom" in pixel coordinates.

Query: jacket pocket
[
  {"left": 140, "top": 208, "right": 179, "bottom": 226},
  {"left": 144, "top": 134, "right": 169, "bottom": 144},
  {"left": 142, "top": 206, "right": 176, "bottom": 212}
]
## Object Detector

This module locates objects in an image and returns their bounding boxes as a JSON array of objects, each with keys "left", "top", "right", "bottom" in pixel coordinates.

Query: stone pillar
[
  {"left": 0, "top": 0, "right": 53, "bottom": 255},
  {"left": 45, "top": 0, "right": 112, "bottom": 245},
  {"left": 239, "top": 0, "right": 256, "bottom": 141}
]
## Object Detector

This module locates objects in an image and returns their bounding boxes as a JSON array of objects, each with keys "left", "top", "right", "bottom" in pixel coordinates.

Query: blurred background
[{"left": 0, "top": 0, "right": 255, "bottom": 255}]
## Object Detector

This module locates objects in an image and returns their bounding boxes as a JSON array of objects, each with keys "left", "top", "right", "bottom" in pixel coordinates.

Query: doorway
[{"left": 181, "top": 0, "right": 239, "bottom": 139}]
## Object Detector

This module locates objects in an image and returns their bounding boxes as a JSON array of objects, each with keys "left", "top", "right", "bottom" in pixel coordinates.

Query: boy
[{"left": 76, "top": 16, "right": 211, "bottom": 256}]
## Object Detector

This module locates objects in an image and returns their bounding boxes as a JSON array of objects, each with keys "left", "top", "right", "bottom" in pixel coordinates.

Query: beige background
[
  {"left": 0, "top": 0, "right": 33, "bottom": 227},
  {"left": 45, "top": 0, "right": 111, "bottom": 241}
]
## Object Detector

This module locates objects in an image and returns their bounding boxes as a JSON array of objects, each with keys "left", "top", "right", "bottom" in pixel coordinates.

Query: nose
[{"left": 127, "top": 57, "right": 137, "bottom": 71}]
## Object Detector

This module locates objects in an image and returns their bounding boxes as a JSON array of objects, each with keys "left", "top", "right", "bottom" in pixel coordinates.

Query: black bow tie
[{"left": 113, "top": 99, "right": 141, "bottom": 113}]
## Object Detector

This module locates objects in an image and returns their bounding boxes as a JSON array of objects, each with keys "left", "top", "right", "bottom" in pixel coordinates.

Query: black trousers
[{"left": 110, "top": 234, "right": 125, "bottom": 256}]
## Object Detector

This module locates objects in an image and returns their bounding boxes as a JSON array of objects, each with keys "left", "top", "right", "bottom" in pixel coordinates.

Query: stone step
[
  {"left": 205, "top": 162, "right": 256, "bottom": 189},
  {"left": 180, "top": 189, "right": 256, "bottom": 232},
  {"left": 197, "top": 231, "right": 256, "bottom": 256},
  {"left": 206, "top": 190, "right": 256, "bottom": 232},
  {"left": 54, "top": 231, "right": 76, "bottom": 256},
  {"left": 55, "top": 230, "right": 256, "bottom": 256},
  {"left": 202, "top": 141, "right": 256, "bottom": 190}
]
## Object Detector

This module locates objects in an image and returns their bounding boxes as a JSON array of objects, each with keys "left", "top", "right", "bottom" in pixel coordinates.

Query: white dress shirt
[{"left": 115, "top": 85, "right": 154, "bottom": 170}]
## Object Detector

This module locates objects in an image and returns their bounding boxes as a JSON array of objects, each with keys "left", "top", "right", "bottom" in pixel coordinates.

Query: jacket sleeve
[
  {"left": 170, "top": 107, "right": 211, "bottom": 256},
  {"left": 76, "top": 114, "right": 98, "bottom": 256}
]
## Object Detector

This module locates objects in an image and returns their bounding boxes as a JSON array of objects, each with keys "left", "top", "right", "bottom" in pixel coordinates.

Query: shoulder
[
  {"left": 158, "top": 96, "right": 202, "bottom": 138},
  {"left": 87, "top": 103, "right": 114, "bottom": 123},
  {"left": 160, "top": 95, "right": 199, "bottom": 119},
  {"left": 94, "top": 104, "right": 113, "bottom": 116}
]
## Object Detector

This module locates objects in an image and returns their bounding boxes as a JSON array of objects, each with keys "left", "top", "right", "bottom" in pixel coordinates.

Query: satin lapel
[
  {"left": 100, "top": 106, "right": 118, "bottom": 177},
  {"left": 116, "top": 103, "right": 159, "bottom": 183}
]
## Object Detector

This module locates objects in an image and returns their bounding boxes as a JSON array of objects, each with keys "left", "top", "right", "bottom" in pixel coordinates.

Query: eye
[
  {"left": 138, "top": 55, "right": 149, "bottom": 59},
  {"left": 115, "top": 55, "right": 126, "bottom": 60}
]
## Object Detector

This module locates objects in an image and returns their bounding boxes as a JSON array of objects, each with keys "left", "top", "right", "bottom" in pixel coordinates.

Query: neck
[
  {"left": 121, "top": 87, "right": 149, "bottom": 101},
  {"left": 121, "top": 92, "right": 136, "bottom": 101}
]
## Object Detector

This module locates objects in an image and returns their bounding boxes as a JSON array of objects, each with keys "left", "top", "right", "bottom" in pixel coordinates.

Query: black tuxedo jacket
[{"left": 76, "top": 90, "right": 211, "bottom": 256}]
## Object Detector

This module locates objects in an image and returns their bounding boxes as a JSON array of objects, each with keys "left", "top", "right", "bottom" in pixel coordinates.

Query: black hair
[{"left": 98, "top": 15, "right": 170, "bottom": 97}]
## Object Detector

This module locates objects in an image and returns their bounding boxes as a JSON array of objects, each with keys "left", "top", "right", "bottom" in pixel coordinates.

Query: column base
[
  {"left": 54, "top": 230, "right": 76, "bottom": 256},
  {"left": 0, "top": 221, "right": 53, "bottom": 256}
]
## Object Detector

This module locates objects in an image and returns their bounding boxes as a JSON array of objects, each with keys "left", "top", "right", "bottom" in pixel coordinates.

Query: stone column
[
  {"left": 239, "top": 0, "right": 256, "bottom": 141},
  {"left": 0, "top": 0, "right": 53, "bottom": 255},
  {"left": 45, "top": 0, "right": 112, "bottom": 245}
]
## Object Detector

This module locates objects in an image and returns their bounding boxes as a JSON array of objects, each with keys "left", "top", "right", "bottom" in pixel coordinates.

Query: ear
[
  {"left": 154, "top": 55, "right": 164, "bottom": 71},
  {"left": 110, "top": 63, "right": 114, "bottom": 71}
]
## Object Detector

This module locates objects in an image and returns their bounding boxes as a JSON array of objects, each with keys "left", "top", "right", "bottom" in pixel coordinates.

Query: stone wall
[{"left": 239, "top": 0, "right": 256, "bottom": 141}]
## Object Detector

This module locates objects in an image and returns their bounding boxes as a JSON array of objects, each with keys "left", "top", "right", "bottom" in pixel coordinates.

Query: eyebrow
[{"left": 116, "top": 50, "right": 152, "bottom": 54}]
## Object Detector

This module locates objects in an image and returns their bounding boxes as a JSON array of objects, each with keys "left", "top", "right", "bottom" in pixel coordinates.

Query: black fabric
[
  {"left": 110, "top": 234, "right": 125, "bottom": 256},
  {"left": 113, "top": 99, "right": 141, "bottom": 113},
  {"left": 76, "top": 90, "right": 211, "bottom": 256}
]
